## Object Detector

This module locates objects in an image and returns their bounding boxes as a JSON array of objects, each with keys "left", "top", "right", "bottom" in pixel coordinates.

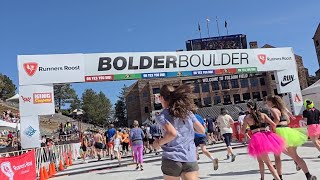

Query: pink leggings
[{"left": 132, "top": 144, "right": 144, "bottom": 163}]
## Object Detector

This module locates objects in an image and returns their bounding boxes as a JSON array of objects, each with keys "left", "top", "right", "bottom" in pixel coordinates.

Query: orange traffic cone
[
  {"left": 40, "top": 167, "right": 46, "bottom": 180},
  {"left": 52, "top": 163, "right": 57, "bottom": 175},
  {"left": 48, "top": 163, "right": 53, "bottom": 177},
  {"left": 65, "top": 158, "right": 70, "bottom": 167},
  {"left": 59, "top": 160, "right": 64, "bottom": 171},
  {"left": 43, "top": 166, "right": 49, "bottom": 179}
]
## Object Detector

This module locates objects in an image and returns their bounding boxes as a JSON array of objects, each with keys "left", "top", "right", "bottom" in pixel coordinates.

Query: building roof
[{"left": 313, "top": 23, "right": 320, "bottom": 39}]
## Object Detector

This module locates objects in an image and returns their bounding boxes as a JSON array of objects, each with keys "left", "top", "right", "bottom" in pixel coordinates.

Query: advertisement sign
[
  {"left": 0, "top": 150, "right": 37, "bottom": 180},
  {"left": 19, "top": 84, "right": 55, "bottom": 116},
  {"left": 275, "top": 69, "right": 301, "bottom": 93},
  {"left": 20, "top": 116, "right": 40, "bottom": 149},
  {"left": 18, "top": 54, "right": 85, "bottom": 85}
]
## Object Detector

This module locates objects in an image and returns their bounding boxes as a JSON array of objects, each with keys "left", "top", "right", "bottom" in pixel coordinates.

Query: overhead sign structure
[{"left": 17, "top": 47, "right": 303, "bottom": 148}]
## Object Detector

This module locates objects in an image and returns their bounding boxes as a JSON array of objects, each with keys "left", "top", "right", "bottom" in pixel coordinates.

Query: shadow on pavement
[
  {"left": 209, "top": 169, "right": 259, "bottom": 176},
  {"left": 96, "top": 169, "right": 136, "bottom": 175},
  {"left": 136, "top": 175, "right": 163, "bottom": 180}
]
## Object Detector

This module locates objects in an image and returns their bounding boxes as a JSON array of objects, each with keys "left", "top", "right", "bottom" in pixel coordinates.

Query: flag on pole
[
  {"left": 225, "top": 20, "right": 227, "bottom": 28},
  {"left": 198, "top": 22, "right": 201, "bottom": 31},
  {"left": 206, "top": 17, "right": 210, "bottom": 22}
]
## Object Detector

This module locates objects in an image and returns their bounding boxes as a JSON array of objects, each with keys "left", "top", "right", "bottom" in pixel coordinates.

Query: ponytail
[{"left": 247, "top": 100, "right": 261, "bottom": 127}]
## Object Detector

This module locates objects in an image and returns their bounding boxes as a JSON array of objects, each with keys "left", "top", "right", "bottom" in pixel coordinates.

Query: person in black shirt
[
  {"left": 303, "top": 100, "right": 320, "bottom": 158},
  {"left": 205, "top": 115, "right": 216, "bottom": 144}
]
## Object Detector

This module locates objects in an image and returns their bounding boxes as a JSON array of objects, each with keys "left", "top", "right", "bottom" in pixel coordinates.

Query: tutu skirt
[
  {"left": 248, "top": 131, "right": 285, "bottom": 157},
  {"left": 276, "top": 127, "right": 307, "bottom": 147},
  {"left": 308, "top": 124, "right": 320, "bottom": 137}
]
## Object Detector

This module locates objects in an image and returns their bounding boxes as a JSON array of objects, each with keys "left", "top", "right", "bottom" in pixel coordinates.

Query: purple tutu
[{"left": 248, "top": 131, "right": 286, "bottom": 158}]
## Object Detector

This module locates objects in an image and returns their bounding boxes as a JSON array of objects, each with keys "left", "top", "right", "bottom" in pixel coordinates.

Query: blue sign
[
  {"left": 142, "top": 72, "right": 166, "bottom": 79},
  {"left": 192, "top": 70, "right": 215, "bottom": 76},
  {"left": 166, "top": 71, "right": 192, "bottom": 77},
  {"left": 24, "top": 126, "right": 37, "bottom": 137}
]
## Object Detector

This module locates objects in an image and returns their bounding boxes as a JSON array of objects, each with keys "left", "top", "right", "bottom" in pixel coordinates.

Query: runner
[
  {"left": 153, "top": 84, "right": 205, "bottom": 180},
  {"left": 81, "top": 134, "right": 88, "bottom": 163},
  {"left": 130, "top": 120, "right": 145, "bottom": 171},
  {"left": 216, "top": 108, "right": 236, "bottom": 162},
  {"left": 93, "top": 130, "right": 104, "bottom": 161},
  {"left": 114, "top": 129, "right": 122, "bottom": 166},
  {"left": 303, "top": 99, "right": 320, "bottom": 158},
  {"left": 150, "top": 120, "right": 161, "bottom": 155},
  {"left": 106, "top": 124, "right": 116, "bottom": 160},
  {"left": 121, "top": 129, "right": 130, "bottom": 156},
  {"left": 206, "top": 115, "right": 216, "bottom": 144},
  {"left": 243, "top": 100, "right": 285, "bottom": 180},
  {"left": 266, "top": 95, "right": 317, "bottom": 180},
  {"left": 194, "top": 112, "right": 219, "bottom": 170},
  {"left": 237, "top": 111, "right": 248, "bottom": 144}
]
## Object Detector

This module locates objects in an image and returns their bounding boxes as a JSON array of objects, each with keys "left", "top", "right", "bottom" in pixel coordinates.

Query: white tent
[
  {"left": 6, "top": 94, "right": 19, "bottom": 102},
  {"left": 302, "top": 79, "right": 320, "bottom": 109},
  {"left": 0, "top": 120, "right": 20, "bottom": 130}
]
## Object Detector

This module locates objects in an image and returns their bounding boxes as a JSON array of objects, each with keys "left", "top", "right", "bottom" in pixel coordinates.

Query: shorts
[
  {"left": 107, "top": 142, "right": 114, "bottom": 148},
  {"left": 94, "top": 142, "right": 104, "bottom": 149},
  {"left": 194, "top": 136, "right": 207, "bottom": 147},
  {"left": 207, "top": 129, "right": 214, "bottom": 134},
  {"left": 114, "top": 144, "right": 120, "bottom": 152},
  {"left": 149, "top": 138, "right": 154, "bottom": 145},
  {"left": 222, "top": 133, "right": 232, "bottom": 147},
  {"left": 161, "top": 158, "right": 199, "bottom": 177},
  {"left": 143, "top": 137, "right": 148, "bottom": 142},
  {"left": 82, "top": 145, "right": 87, "bottom": 152}
]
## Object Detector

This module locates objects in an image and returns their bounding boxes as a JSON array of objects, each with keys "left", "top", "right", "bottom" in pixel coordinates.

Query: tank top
[{"left": 250, "top": 123, "right": 266, "bottom": 131}]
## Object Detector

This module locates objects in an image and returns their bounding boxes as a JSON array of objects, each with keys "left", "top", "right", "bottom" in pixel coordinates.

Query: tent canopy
[
  {"left": 302, "top": 79, "right": 320, "bottom": 96},
  {"left": 6, "top": 94, "right": 19, "bottom": 102}
]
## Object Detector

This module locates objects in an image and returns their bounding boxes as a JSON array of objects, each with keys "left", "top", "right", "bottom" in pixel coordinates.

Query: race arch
[{"left": 17, "top": 47, "right": 303, "bottom": 148}]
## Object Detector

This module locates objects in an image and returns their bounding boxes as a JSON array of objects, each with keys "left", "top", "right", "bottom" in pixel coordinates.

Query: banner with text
[{"left": 0, "top": 150, "right": 36, "bottom": 180}]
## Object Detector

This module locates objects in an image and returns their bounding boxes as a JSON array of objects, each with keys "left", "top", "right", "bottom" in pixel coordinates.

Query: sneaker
[
  {"left": 136, "top": 164, "right": 139, "bottom": 170},
  {"left": 111, "top": 155, "right": 114, "bottom": 160},
  {"left": 295, "top": 162, "right": 301, "bottom": 171},
  {"left": 140, "top": 165, "right": 144, "bottom": 171},
  {"left": 231, "top": 154, "right": 236, "bottom": 162},
  {"left": 213, "top": 158, "right": 219, "bottom": 170},
  {"left": 97, "top": 154, "right": 101, "bottom": 161},
  {"left": 155, "top": 152, "right": 159, "bottom": 155},
  {"left": 226, "top": 155, "right": 230, "bottom": 160},
  {"left": 309, "top": 175, "right": 317, "bottom": 180},
  {"left": 318, "top": 155, "right": 320, "bottom": 158}
]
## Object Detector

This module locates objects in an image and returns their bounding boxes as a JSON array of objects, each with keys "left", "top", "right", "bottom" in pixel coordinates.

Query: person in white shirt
[
  {"left": 238, "top": 111, "right": 250, "bottom": 144},
  {"left": 217, "top": 108, "right": 236, "bottom": 162}
]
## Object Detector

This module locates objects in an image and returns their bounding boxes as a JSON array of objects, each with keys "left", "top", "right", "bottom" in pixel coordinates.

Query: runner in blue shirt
[{"left": 194, "top": 113, "right": 219, "bottom": 170}]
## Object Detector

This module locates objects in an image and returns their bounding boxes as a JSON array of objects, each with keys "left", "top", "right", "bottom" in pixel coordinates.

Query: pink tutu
[
  {"left": 308, "top": 124, "right": 320, "bottom": 137},
  {"left": 248, "top": 131, "right": 286, "bottom": 158}
]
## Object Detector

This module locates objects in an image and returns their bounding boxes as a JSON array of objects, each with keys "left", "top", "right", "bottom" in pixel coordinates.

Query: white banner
[
  {"left": 19, "top": 84, "right": 55, "bottom": 116},
  {"left": 20, "top": 115, "right": 40, "bottom": 149},
  {"left": 275, "top": 70, "right": 301, "bottom": 93},
  {"left": 18, "top": 54, "right": 85, "bottom": 85}
]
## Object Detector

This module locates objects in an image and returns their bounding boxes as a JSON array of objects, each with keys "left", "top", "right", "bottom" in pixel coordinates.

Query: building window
[
  {"left": 223, "top": 95, "right": 231, "bottom": 104},
  {"left": 252, "top": 92, "right": 261, "bottom": 99},
  {"left": 202, "top": 83, "right": 210, "bottom": 92},
  {"left": 194, "top": 98, "right": 202, "bottom": 107},
  {"left": 214, "top": 96, "right": 221, "bottom": 105},
  {"left": 250, "top": 78, "right": 259, "bottom": 87},
  {"left": 212, "top": 81, "right": 220, "bottom": 91},
  {"left": 233, "top": 94, "right": 241, "bottom": 104},
  {"left": 262, "top": 91, "right": 267, "bottom": 98},
  {"left": 203, "top": 97, "right": 211, "bottom": 107},
  {"left": 194, "top": 83, "right": 200, "bottom": 93},
  {"left": 221, "top": 81, "right": 229, "bottom": 89},
  {"left": 316, "top": 40, "right": 319, "bottom": 47},
  {"left": 271, "top": 74, "right": 275, "bottom": 80},
  {"left": 260, "top": 78, "right": 266, "bottom": 86},
  {"left": 153, "top": 88, "right": 160, "bottom": 94},
  {"left": 243, "top": 93, "right": 251, "bottom": 101},
  {"left": 240, "top": 79, "right": 249, "bottom": 88},
  {"left": 231, "top": 79, "right": 239, "bottom": 88}
]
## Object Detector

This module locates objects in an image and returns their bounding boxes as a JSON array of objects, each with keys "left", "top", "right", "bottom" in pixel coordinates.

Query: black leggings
[
  {"left": 122, "top": 142, "right": 129, "bottom": 152},
  {"left": 223, "top": 133, "right": 232, "bottom": 147}
]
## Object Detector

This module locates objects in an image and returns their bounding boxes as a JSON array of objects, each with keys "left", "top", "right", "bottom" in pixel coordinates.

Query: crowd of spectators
[{"left": 1, "top": 110, "right": 20, "bottom": 123}]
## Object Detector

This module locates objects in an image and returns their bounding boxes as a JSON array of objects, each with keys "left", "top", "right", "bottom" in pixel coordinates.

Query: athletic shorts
[
  {"left": 207, "top": 129, "right": 214, "bottom": 133},
  {"left": 107, "top": 142, "right": 114, "bottom": 148},
  {"left": 143, "top": 137, "right": 148, "bottom": 142},
  {"left": 114, "top": 144, "right": 120, "bottom": 152},
  {"left": 94, "top": 142, "right": 104, "bottom": 149},
  {"left": 148, "top": 138, "right": 154, "bottom": 145},
  {"left": 81, "top": 145, "right": 87, "bottom": 152},
  {"left": 161, "top": 158, "right": 199, "bottom": 177},
  {"left": 222, "top": 133, "right": 232, "bottom": 147},
  {"left": 194, "top": 136, "right": 207, "bottom": 147}
]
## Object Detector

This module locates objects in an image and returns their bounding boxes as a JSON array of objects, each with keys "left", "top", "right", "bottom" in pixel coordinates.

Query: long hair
[
  {"left": 247, "top": 100, "right": 261, "bottom": 127},
  {"left": 266, "top": 95, "right": 289, "bottom": 123},
  {"left": 160, "top": 84, "right": 196, "bottom": 120}
]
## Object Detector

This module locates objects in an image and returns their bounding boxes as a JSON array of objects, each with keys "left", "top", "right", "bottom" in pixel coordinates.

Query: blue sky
[{"left": 0, "top": 1, "right": 319, "bottom": 104}]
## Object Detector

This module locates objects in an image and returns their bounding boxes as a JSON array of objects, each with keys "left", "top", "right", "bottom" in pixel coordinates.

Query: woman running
[
  {"left": 153, "top": 84, "right": 205, "bottom": 180},
  {"left": 243, "top": 100, "right": 285, "bottom": 180},
  {"left": 266, "top": 95, "right": 317, "bottom": 180},
  {"left": 114, "top": 129, "right": 122, "bottom": 166},
  {"left": 216, "top": 108, "right": 236, "bottom": 162},
  {"left": 130, "top": 120, "right": 145, "bottom": 171},
  {"left": 121, "top": 129, "right": 130, "bottom": 156},
  {"left": 81, "top": 134, "right": 88, "bottom": 163}
]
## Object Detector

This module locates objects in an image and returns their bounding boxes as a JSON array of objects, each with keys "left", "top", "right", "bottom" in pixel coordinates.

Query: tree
[
  {"left": 70, "top": 94, "right": 81, "bottom": 111},
  {"left": 54, "top": 84, "right": 77, "bottom": 111},
  {"left": 81, "top": 89, "right": 111, "bottom": 125},
  {"left": 114, "top": 85, "right": 127, "bottom": 127},
  {"left": 0, "top": 74, "right": 17, "bottom": 100}
]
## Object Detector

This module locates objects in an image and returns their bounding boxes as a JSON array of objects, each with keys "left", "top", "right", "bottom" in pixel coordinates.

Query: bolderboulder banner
[{"left": 0, "top": 150, "right": 36, "bottom": 180}]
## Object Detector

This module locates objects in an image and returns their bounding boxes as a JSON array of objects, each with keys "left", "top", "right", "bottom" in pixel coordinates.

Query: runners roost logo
[
  {"left": 23, "top": 62, "right": 38, "bottom": 76},
  {"left": 257, "top": 54, "right": 266, "bottom": 65}
]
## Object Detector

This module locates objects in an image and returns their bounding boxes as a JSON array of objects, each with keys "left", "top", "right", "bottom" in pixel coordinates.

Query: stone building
[{"left": 313, "top": 23, "right": 320, "bottom": 79}]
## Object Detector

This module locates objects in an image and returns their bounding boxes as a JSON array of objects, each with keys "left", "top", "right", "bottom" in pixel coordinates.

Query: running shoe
[
  {"left": 309, "top": 175, "right": 317, "bottom": 180},
  {"left": 318, "top": 155, "right": 320, "bottom": 158},
  {"left": 136, "top": 164, "right": 139, "bottom": 170},
  {"left": 213, "top": 158, "right": 219, "bottom": 170},
  {"left": 231, "top": 154, "right": 236, "bottom": 162},
  {"left": 140, "top": 165, "right": 143, "bottom": 171}
]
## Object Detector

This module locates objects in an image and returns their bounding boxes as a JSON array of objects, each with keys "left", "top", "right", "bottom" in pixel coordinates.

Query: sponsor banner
[
  {"left": 18, "top": 54, "right": 85, "bottom": 85},
  {"left": 0, "top": 150, "right": 36, "bottom": 180},
  {"left": 288, "top": 116, "right": 307, "bottom": 128},
  {"left": 237, "top": 67, "right": 257, "bottom": 73},
  {"left": 290, "top": 91, "right": 304, "bottom": 115},
  {"left": 84, "top": 48, "right": 294, "bottom": 77},
  {"left": 202, "top": 73, "right": 255, "bottom": 83},
  {"left": 142, "top": 72, "right": 166, "bottom": 79},
  {"left": 85, "top": 75, "right": 114, "bottom": 82},
  {"left": 20, "top": 116, "right": 40, "bottom": 148},
  {"left": 215, "top": 68, "right": 237, "bottom": 74},
  {"left": 167, "top": 71, "right": 192, "bottom": 77},
  {"left": 192, "top": 70, "right": 215, "bottom": 76},
  {"left": 113, "top": 73, "right": 142, "bottom": 80},
  {"left": 19, "top": 84, "right": 55, "bottom": 116},
  {"left": 275, "top": 70, "right": 301, "bottom": 93}
]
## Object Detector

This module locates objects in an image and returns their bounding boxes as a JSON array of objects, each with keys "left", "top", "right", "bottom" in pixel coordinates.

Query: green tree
[
  {"left": 70, "top": 94, "right": 81, "bottom": 111},
  {"left": 82, "top": 89, "right": 111, "bottom": 125},
  {"left": 0, "top": 74, "right": 17, "bottom": 100},
  {"left": 114, "top": 85, "right": 127, "bottom": 127},
  {"left": 54, "top": 84, "right": 77, "bottom": 111}
]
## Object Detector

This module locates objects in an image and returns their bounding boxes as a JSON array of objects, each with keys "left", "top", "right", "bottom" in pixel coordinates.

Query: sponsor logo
[
  {"left": 257, "top": 54, "right": 266, "bottom": 64},
  {"left": 280, "top": 75, "right": 295, "bottom": 87},
  {"left": 1, "top": 161, "right": 14, "bottom": 180},
  {"left": 294, "top": 94, "right": 301, "bottom": 102},
  {"left": 23, "top": 126, "right": 37, "bottom": 137},
  {"left": 21, "top": 96, "right": 31, "bottom": 103},
  {"left": 85, "top": 75, "right": 114, "bottom": 82},
  {"left": 33, "top": 93, "right": 52, "bottom": 104},
  {"left": 23, "top": 62, "right": 38, "bottom": 76}
]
